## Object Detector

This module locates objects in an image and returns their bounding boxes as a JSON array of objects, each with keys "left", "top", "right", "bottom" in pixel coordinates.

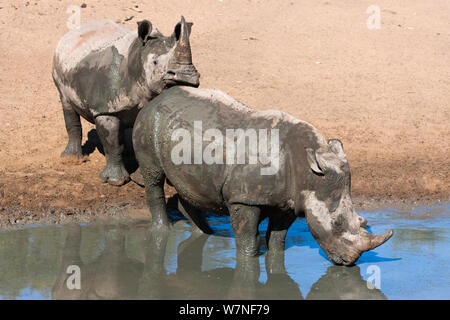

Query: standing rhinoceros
[
  {"left": 132, "top": 86, "right": 393, "bottom": 265},
  {"left": 52, "top": 17, "right": 200, "bottom": 185}
]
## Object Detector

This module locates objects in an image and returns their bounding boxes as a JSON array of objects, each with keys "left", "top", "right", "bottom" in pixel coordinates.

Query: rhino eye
[{"left": 153, "top": 61, "right": 158, "bottom": 65}]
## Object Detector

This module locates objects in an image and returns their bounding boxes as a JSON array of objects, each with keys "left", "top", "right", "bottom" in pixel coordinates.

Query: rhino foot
[
  {"left": 130, "top": 169, "right": 145, "bottom": 187},
  {"left": 60, "top": 151, "right": 87, "bottom": 164},
  {"left": 100, "top": 164, "right": 130, "bottom": 186}
]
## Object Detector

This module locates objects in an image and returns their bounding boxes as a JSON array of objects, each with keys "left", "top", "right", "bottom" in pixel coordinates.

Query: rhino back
[
  {"left": 54, "top": 20, "right": 133, "bottom": 73},
  {"left": 134, "top": 88, "right": 230, "bottom": 212},
  {"left": 136, "top": 87, "right": 326, "bottom": 211},
  {"left": 53, "top": 20, "right": 138, "bottom": 116}
]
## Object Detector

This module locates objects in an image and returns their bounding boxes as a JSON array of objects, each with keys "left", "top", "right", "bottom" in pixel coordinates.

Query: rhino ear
[
  {"left": 328, "top": 139, "right": 347, "bottom": 161},
  {"left": 305, "top": 148, "right": 324, "bottom": 175},
  {"left": 137, "top": 20, "right": 153, "bottom": 45}
]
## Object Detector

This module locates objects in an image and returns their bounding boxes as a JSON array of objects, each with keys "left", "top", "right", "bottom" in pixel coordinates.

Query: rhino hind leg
[
  {"left": 95, "top": 115, "right": 130, "bottom": 186},
  {"left": 266, "top": 212, "right": 297, "bottom": 253},
  {"left": 229, "top": 204, "right": 261, "bottom": 256},
  {"left": 60, "top": 100, "right": 84, "bottom": 164},
  {"left": 177, "top": 197, "right": 213, "bottom": 235},
  {"left": 140, "top": 164, "right": 171, "bottom": 231}
]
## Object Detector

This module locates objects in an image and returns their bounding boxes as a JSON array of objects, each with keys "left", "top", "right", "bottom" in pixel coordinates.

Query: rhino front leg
[
  {"left": 95, "top": 115, "right": 130, "bottom": 186},
  {"left": 266, "top": 212, "right": 297, "bottom": 253},
  {"left": 60, "top": 100, "right": 83, "bottom": 162},
  {"left": 229, "top": 204, "right": 261, "bottom": 256}
]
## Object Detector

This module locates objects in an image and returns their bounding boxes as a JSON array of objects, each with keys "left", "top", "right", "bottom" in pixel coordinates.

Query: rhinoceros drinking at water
[
  {"left": 52, "top": 17, "right": 200, "bottom": 185},
  {"left": 132, "top": 86, "right": 393, "bottom": 265}
]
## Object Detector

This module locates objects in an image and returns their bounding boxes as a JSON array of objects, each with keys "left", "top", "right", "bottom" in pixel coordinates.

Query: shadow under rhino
[{"left": 81, "top": 128, "right": 140, "bottom": 177}]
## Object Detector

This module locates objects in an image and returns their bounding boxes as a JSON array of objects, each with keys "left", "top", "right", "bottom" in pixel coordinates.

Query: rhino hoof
[
  {"left": 106, "top": 176, "right": 130, "bottom": 186},
  {"left": 60, "top": 152, "right": 87, "bottom": 165},
  {"left": 100, "top": 165, "right": 130, "bottom": 186},
  {"left": 130, "top": 170, "right": 145, "bottom": 187}
]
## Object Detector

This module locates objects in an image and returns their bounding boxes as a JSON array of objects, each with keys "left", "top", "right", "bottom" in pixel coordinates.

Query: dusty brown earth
[{"left": 0, "top": 0, "right": 449, "bottom": 227}]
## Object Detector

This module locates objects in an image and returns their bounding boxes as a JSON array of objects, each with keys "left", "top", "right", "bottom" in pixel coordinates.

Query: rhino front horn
[
  {"left": 174, "top": 16, "right": 193, "bottom": 65},
  {"left": 359, "top": 229, "right": 394, "bottom": 252}
]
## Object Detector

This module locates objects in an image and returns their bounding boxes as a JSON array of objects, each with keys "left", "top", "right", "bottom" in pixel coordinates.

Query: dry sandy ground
[{"left": 0, "top": 0, "right": 448, "bottom": 226}]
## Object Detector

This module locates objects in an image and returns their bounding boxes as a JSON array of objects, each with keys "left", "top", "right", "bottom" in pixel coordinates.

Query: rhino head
[
  {"left": 298, "top": 139, "right": 393, "bottom": 265},
  {"left": 130, "top": 16, "right": 200, "bottom": 96}
]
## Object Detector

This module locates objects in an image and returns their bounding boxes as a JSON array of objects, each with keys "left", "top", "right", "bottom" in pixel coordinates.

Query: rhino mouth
[
  {"left": 164, "top": 76, "right": 199, "bottom": 88},
  {"left": 327, "top": 251, "right": 361, "bottom": 266},
  {"left": 322, "top": 228, "right": 394, "bottom": 266},
  {"left": 164, "top": 65, "right": 200, "bottom": 88}
]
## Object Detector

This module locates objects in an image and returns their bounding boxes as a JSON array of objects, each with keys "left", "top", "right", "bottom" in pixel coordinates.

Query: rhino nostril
[{"left": 167, "top": 70, "right": 176, "bottom": 76}]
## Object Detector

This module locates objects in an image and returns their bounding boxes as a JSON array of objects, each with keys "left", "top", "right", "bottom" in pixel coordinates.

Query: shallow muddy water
[{"left": 0, "top": 204, "right": 448, "bottom": 300}]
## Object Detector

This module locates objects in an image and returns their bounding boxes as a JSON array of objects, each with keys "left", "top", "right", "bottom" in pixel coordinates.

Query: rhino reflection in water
[
  {"left": 132, "top": 86, "right": 393, "bottom": 265},
  {"left": 306, "top": 265, "right": 387, "bottom": 300},
  {"left": 52, "top": 16, "right": 200, "bottom": 185},
  {"left": 52, "top": 224, "right": 143, "bottom": 299},
  {"left": 52, "top": 222, "right": 386, "bottom": 300}
]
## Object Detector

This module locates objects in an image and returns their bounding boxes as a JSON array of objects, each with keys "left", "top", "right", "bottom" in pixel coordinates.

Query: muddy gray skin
[
  {"left": 132, "top": 86, "right": 393, "bottom": 265},
  {"left": 52, "top": 17, "right": 200, "bottom": 185}
]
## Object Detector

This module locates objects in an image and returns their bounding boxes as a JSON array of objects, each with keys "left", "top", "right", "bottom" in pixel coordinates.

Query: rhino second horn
[
  {"left": 358, "top": 229, "right": 394, "bottom": 252},
  {"left": 174, "top": 16, "right": 193, "bottom": 65}
]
